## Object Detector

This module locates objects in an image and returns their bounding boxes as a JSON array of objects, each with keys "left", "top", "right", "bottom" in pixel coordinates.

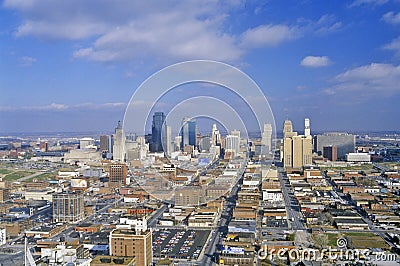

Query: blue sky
[{"left": 0, "top": 0, "right": 400, "bottom": 133}]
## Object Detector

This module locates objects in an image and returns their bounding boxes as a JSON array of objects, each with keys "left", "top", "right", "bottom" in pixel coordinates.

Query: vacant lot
[
  {"left": 3, "top": 170, "right": 35, "bottom": 181},
  {"left": 0, "top": 168, "right": 13, "bottom": 175},
  {"left": 345, "top": 232, "right": 389, "bottom": 250}
]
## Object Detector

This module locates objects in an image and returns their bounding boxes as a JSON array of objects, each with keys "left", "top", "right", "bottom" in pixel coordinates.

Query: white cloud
[
  {"left": 19, "top": 56, "right": 37, "bottom": 66},
  {"left": 314, "top": 14, "right": 342, "bottom": 35},
  {"left": 73, "top": 12, "right": 242, "bottom": 62},
  {"left": 4, "top": 1, "right": 341, "bottom": 64},
  {"left": 349, "top": 0, "right": 388, "bottom": 7},
  {"left": 383, "top": 11, "right": 400, "bottom": 24},
  {"left": 327, "top": 63, "right": 400, "bottom": 96},
  {"left": 300, "top": 56, "right": 331, "bottom": 67},
  {"left": 4, "top": 0, "right": 244, "bottom": 62},
  {"left": 295, "top": 14, "right": 342, "bottom": 36},
  {"left": 240, "top": 24, "right": 300, "bottom": 48},
  {"left": 0, "top": 103, "right": 67, "bottom": 111},
  {"left": 0, "top": 102, "right": 126, "bottom": 112},
  {"left": 383, "top": 37, "right": 400, "bottom": 55}
]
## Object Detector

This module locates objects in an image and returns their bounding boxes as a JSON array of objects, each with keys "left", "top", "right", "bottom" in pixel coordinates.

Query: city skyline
[{"left": 1, "top": 1, "right": 400, "bottom": 133}]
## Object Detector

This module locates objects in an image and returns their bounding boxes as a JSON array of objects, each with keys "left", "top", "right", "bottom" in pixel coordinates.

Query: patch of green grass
[
  {"left": 3, "top": 171, "right": 35, "bottom": 181},
  {"left": 343, "top": 232, "right": 389, "bottom": 249},
  {"left": 312, "top": 233, "right": 340, "bottom": 248},
  {"left": 326, "top": 233, "right": 340, "bottom": 247},
  {"left": 287, "top": 233, "right": 295, "bottom": 241},
  {"left": 0, "top": 168, "right": 12, "bottom": 175},
  {"left": 321, "top": 164, "right": 374, "bottom": 171},
  {"left": 345, "top": 232, "right": 375, "bottom": 237}
]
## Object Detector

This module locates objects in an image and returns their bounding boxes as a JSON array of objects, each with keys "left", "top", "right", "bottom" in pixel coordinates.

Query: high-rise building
[
  {"left": 0, "top": 188, "right": 9, "bottom": 203},
  {"left": 0, "top": 228, "right": 5, "bottom": 246},
  {"left": 180, "top": 117, "right": 196, "bottom": 150},
  {"left": 314, "top": 133, "right": 355, "bottom": 160},
  {"left": 113, "top": 121, "right": 126, "bottom": 161},
  {"left": 164, "top": 125, "right": 172, "bottom": 156},
  {"left": 211, "top": 124, "right": 221, "bottom": 146},
  {"left": 151, "top": 112, "right": 165, "bottom": 152},
  {"left": 109, "top": 229, "right": 152, "bottom": 266},
  {"left": 302, "top": 135, "right": 313, "bottom": 166},
  {"left": 39, "top": 141, "right": 48, "bottom": 152},
  {"left": 225, "top": 135, "right": 240, "bottom": 156},
  {"left": 231, "top": 129, "right": 241, "bottom": 140},
  {"left": 283, "top": 137, "right": 293, "bottom": 168},
  {"left": 53, "top": 192, "right": 84, "bottom": 223},
  {"left": 199, "top": 136, "right": 211, "bottom": 152},
  {"left": 174, "top": 136, "right": 182, "bottom": 151},
  {"left": 100, "top": 135, "right": 112, "bottom": 152},
  {"left": 262, "top": 123, "right": 272, "bottom": 153},
  {"left": 283, "top": 120, "right": 293, "bottom": 138},
  {"left": 136, "top": 136, "right": 145, "bottom": 146},
  {"left": 323, "top": 146, "right": 338, "bottom": 161},
  {"left": 109, "top": 163, "right": 127, "bottom": 187},
  {"left": 284, "top": 135, "right": 312, "bottom": 169},
  {"left": 281, "top": 120, "right": 297, "bottom": 161},
  {"left": 304, "top": 118, "right": 311, "bottom": 137}
]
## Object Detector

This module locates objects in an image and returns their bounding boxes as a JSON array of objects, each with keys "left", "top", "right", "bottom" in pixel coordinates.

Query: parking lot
[
  {"left": 264, "top": 217, "right": 288, "bottom": 228},
  {"left": 153, "top": 229, "right": 211, "bottom": 260}
]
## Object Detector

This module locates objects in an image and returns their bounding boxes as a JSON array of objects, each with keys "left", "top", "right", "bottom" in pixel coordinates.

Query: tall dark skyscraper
[
  {"left": 100, "top": 135, "right": 110, "bottom": 152},
  {"left": 151, "top": 112, "right": 166, "bottom": 152},
  {"left": 180, "top": 117, "right": 197, "bottom": 150}
]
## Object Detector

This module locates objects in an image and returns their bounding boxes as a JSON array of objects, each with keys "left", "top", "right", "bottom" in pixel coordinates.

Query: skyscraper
[
  {"left": 180, "top": 117, "right": 197, "bottom": 150},
  {"left": 225, "top": 135, "right": 240, "bottom": 156},
  {"left": 113, "top": 121, "right": 126, "bottom": 161},
  {"left": 100, "top": 135, "right": 113, "bottom": 154},
  {"left": 283, "top": 119, "right": 294, "bottom": 138},
  {"left": 53, "top": 192, "right": 84, "bottom": 223},
  {"left": 283, "top": 137, "right": 293, "bottom": 168},
  {"left": 281, "top": 120, "right": 297, "bottom": 161},
  {"left": 284, "top": 135, "right": 312, "bottom": 169},
  {"left": 151, "top": 112, "right": 166, "bottom": 152},
  {"left": 261, "top": 123, "right": 272, "bottom": 153},
  {"left": 211, "top": 123, "right": 221, "bottom": 146},
  {"left": 164, "top": 125, "right": 172, "bottom": 156},
  {"left": 231, "top": 129, "right": 241, "bottom": 140},
  {"left": 304, "top": 118, "right": 311, "bottom": 137},
  {"left": 199, "top": 136, "right": 211, "bottom": 152}
]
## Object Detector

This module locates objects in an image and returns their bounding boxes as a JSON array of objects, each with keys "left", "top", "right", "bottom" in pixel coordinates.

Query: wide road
[
  {"left": 199, "top": 174, "right": 241, "bottom": 266},
  {"left": 277, "top": 167, "right": 305, "bottom": 231}
]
